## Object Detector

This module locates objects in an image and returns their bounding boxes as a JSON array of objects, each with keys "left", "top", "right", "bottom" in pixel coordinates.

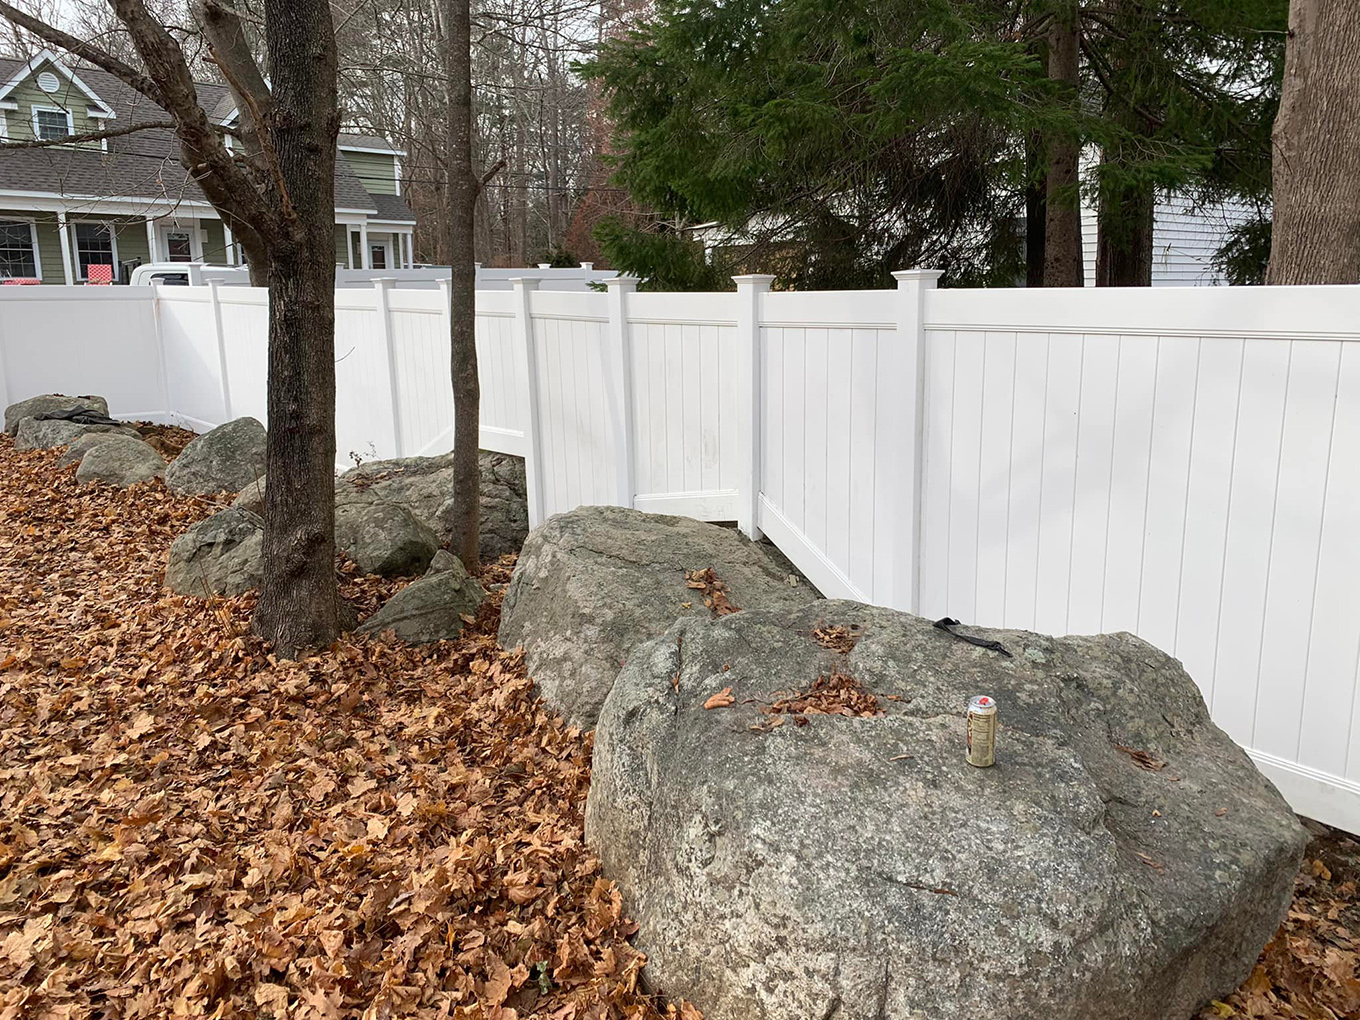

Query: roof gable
[{"left": 0, "top": 49, "right": 115, "bottom": 118}]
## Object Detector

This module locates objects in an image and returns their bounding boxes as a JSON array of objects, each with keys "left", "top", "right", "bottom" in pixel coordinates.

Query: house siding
[
  {"left": 4, "top": 61, "right": 102, "bottom": 144},
  {"left": 342, "top": 150, "right": 397, "bottom": 196},
  {"left": 334, "top": 224, "right": 351, "bottom": 266},
  {"left": 200, "top": 219, "right": 227, "bottom": 262}
]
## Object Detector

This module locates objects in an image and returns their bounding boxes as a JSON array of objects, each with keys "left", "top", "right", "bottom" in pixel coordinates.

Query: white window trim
[
  {"left": 157, "top": 221, "right": 204, "bottom": 262},
  {"left": 70, "top": 219, "right": 119, "bottom": 283},
  {"left": 0, "top": 217, "right": 43, "bottom": 280},
  {"left": 31, "top": 104, "right": 74, "bottom": 143}
]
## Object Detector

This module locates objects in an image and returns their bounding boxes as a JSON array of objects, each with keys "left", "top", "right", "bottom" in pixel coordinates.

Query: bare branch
[
  {"left": 0, "top": 119, "right": 175, "bottom": 149},
  {"left": 0, "top": 1, "right": 165, "bottom": 104}
]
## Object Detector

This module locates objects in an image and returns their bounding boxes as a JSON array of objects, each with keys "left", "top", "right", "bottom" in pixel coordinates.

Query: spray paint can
[{"left": 967, "top": 695, "right": 997, "bottom": 767}]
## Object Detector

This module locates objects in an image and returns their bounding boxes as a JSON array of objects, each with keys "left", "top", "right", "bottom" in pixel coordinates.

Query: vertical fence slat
[
  {"left": 605, "top": 277, "right": 637, "bottom": 508},
  {"left": 511, "top": 277, "right": 546, "bottom": 527},
  {"left": 208, "top": 280, "right": 232, "bottom": 422},
  {"left": 734, "top": 274, "right": 773, "bottom": 538}
]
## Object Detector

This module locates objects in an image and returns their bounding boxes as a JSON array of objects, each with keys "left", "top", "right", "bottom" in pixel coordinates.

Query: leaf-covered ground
[
  {"left": 0, "top": 437, "right": 693, "bottom": 1019},
  {"left": 0, "top": 435, "right": 1355, "bottom": 1019}
]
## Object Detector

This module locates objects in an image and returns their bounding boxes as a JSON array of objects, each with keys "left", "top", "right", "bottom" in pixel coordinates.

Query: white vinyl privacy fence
[{"left": 2, "top": 275, "right": 1359, "bottom": 833}]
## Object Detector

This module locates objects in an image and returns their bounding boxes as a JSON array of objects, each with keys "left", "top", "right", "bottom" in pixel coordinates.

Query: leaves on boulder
[{"left": 684, "top": 568, "right": 740, "bottom": 617}]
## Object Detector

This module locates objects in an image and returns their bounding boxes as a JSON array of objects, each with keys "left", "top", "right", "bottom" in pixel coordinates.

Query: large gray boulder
[
  {"left": 164, "top": 417, "right": 266, "bottom": 495},
  {"left": 75, "top": 435, "right": 165, "bottom": 486},
  {"left": 334, "top": 500, "right": 439, "bottom": 576},
  {"left": 56, "top": 432, "right": 124, "bottom": 469},
  {"left": 358, "top": 557, "right": 487, "bottom": 644},
  {"left": 5, "top": 393, "right": 109, "bottom": 436},
  {"left": 336, "top": 450, "right": 528, "bottom": 560},
  {"left": 14, "top": 417, "right": 137, "bottom": 450},
  {"left": 165, "top": 508, "right": 264, "bottom": 597},
  {"left": 586, "top": 601, "right": 1309, "bottom": 1020},
  {"left": 231, "top": 475, "right": 267, "bottom": 516},
  {"left": 499, "top": 506, "right": 818, "bottom": 729}
]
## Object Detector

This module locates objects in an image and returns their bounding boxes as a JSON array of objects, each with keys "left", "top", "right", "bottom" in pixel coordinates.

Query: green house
[{"left": 0, "top": 49, "right": 415, "bottom": 284}]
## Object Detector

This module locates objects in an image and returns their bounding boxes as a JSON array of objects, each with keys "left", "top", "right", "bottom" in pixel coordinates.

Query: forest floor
[{"left": 0, "top": 435, "right": 1355, "bottom": 1020}]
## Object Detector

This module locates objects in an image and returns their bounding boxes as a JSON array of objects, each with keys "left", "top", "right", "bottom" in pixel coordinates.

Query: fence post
[
  {"left": 373, "top": 278, "right": 404, "bottom": 457},
  {"left": 605, "top": 276, "right": 637, "bottom": 508},
  {"left": 734, "top": 274, "right": 774, "bottom": 540},
  {"left": 208, "top": 279, "right": 233, "bottom": 421},
  {"left": 888, "top": 268, "right": 943, "bottom": 614},
  {"left": 511, "top": 277, "right": 546, "bottom": 528}
]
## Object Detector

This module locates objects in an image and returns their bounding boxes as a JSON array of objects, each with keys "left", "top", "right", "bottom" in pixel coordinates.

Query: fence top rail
[{"left": 927, "top": 283, "right": 1360, "bottom": 341}]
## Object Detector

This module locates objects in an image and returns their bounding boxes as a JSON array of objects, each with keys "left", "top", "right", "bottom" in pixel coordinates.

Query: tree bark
[
  {"left": 445, "top": 0, "right": 481, "bottom": 570},
  {"left": 1025, "top": 129, "right": 1047, "bottom": 288},
  {"left": 1266, "top": 0, "right": 1360, "bottom": 284},
  {"left": 252, "top": 0, "right": 341, "bottom": 652},
  {"left": 1095, "top": 148, "right": 1155, "bottom": 286},
  {"left": 1043, "top": 5, "right": 1084, "bottom": 287}
]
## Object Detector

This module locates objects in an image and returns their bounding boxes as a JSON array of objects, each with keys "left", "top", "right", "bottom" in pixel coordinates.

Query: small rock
[
  {"left": 5, "top": 393, "right": 109, "bottom": 436},
  {"left": 56, "top": 433, "right": 123, "bottom": 469},
  {"left": 335, "top": 499, "right": 439, "bottom": 576},
  {"left": 165, "top": 508, "right": 264, "bottom": 597},
  {"left": 75, "top": 436, "right": 166, "bottom": 487},
  {"left": 232, "top": 475, "right": 267, "bottom": 516},
  {"left": 425, "top": 549, "right": 461, "bottom": 575},
  {"left": 358, "top": 558, "right": 487, "bottom": 644},
  {"left": 14, "top": 417, "right": 139, "bottom": 450},
  {"left": 164, "top": 417, "right": 267, "bottom": 496}
]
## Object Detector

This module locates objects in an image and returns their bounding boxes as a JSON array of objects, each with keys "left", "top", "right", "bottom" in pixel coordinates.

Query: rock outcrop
[
  {"left": 164, "top": 418, "right": 267, "bottom": 495},
  {"left": 5, "top": 394, "right": 110, "bottom": 436},
  {"left": 499, "top": 506, "right": 818, "bottom": 728},
  {"left": 165, "top": 508, "right": 264, "bottom": 597},
  {"left": 586, "top": 601, "right": 1309, "bottom": 1020},
  {"left": 74, "top": 435, "right": 166, "bottom": 486},
  {"left": 358, "top": 558, "right": 487, "bottom": 644},
  {"left": 14, "top": 417, "right": 137, "bottom": 450},
  {"left": 334, "top": 500, "right": 439, "bottom": 576}
]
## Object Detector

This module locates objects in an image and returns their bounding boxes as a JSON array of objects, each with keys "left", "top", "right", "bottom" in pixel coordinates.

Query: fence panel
[
  {"left": 920, "top": 284, "right": 1360, "bottom": 830},
  {"left": 626, "top": 291, "right": 741, "bottom": 520},
  {"left": 0, "top": 288, "right": 167, "bottom": 421}
]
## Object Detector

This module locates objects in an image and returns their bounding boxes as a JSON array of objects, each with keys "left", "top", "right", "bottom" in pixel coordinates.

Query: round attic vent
[{"left": 37, "top": 71, "right": 60, "bottom": 93}]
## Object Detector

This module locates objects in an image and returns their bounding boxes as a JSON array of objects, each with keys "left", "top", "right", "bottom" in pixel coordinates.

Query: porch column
[
  {"left": 145, "top": 216, "right": 157, "bottom": 263},
  {"left": 357, "top": 220, "right": 370, "bottom": 270},
  {"left": 57, "top": 212, "right": 74, "bottom": 285},
  {"left": 223, "top": 223, "right": 236, "bottom": 265}
]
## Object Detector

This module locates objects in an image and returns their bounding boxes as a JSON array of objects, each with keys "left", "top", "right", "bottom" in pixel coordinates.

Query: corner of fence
[
  {"left": 733, "top": 274, "right": 774, "bottom": 540},
  {"left": 510, "top": 277, "right": 546, "bottom": 528}
]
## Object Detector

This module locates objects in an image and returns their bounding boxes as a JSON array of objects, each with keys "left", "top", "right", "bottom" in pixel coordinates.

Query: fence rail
[{"left": 2, "top": 276, "right": 1359, "bottom": 833}]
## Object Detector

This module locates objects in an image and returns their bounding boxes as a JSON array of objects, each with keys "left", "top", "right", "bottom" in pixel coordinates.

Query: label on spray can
[{"left": 967, "top": 695, "right": 997, "bottom": 767}]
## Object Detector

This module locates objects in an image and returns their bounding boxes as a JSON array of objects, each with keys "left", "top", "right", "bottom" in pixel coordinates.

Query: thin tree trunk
[
  {"left": 1025, "top": 129, "right": 1047, "bottom": 288},
  {"left": 1043, "top": 5, "right": 1084, "bottom": 287},
  {"left": 445, "top": 0, "right": 481, "bottom": 569},
  {"left": 253, "top": 0, "right": 340, "bottom": 653},
  {"left": 1266, "top": 0, "right": 1360, "bottom": 284},
  {"left": 1095, "top": 174, "right": 1154, "bottom": 286}
]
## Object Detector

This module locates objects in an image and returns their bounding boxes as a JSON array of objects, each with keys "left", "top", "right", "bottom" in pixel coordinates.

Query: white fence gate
[{"left": 2, "top": 275, "right": 1358, "bottom": 833}]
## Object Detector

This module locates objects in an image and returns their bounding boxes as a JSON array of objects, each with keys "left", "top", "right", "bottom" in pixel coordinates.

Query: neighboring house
[
  {"left": 1079, "top": 194, "right": 1257, "bottom": 287},
  {"left": 0, "top": 49, "right": 415, "bottom": 284}
]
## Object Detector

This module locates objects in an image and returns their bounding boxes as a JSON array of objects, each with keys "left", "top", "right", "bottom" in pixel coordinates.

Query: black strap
[{"left": 933, "top": 617, "right": 1012, "bottom": 657}]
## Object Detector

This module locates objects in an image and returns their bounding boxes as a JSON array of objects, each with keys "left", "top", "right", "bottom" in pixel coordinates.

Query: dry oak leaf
[{"left": 703, "top": 687, "right": 735, "bottom": 710}]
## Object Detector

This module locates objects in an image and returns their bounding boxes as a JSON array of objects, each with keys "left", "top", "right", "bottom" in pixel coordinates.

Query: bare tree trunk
[
  {"left": 1266, "top": 0, "right": 1360, "bottom": 284},
  {"left": 253, "top": 0, "right": 341, "bottom": 652},
  {"left": 1043, "top": 5, "right": 1084, "bottom": 287},
  {"left": 1025, "top": 129, "right": 1046, "bottom": 288},
  {"left": 1095, "top": 174, "right": 1154, "bottom": 286},
  {"left": 445, "top": 0, "right": 481, "bottom": 569}
]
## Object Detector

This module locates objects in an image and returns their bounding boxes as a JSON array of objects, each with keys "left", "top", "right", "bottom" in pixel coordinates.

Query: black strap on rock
[
  {"left": 933, "top": 617, "right": 1012, "bottom": 658},
  {"left": 34, "top": 407, "right": 123, "bottom": 427}
]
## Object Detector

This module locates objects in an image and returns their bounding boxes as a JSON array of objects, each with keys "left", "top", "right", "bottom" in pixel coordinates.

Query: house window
[
  {"left": 0, "top": 220, "right": 37, "bottom": 278},
  {"left": 166, "top": 231, "right": 193, "bottom": 261},
  {"left": 34, "top": 107, "right": 72, "bottom": 141},
  {"left": 73, "top": 222, "right": 115, "bottom": 281},
  {"left": 369, "top": 243, "right": 386, "bottom": 269}
]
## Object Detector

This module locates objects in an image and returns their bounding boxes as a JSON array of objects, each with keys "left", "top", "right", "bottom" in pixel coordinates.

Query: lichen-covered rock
[
  {"left": 335, "top": 500, "right": 439, "bottom": 576},
  {"left": 14, "top": 417, "right": 137, "bottom": 450},
  {"left": 231, "top": 475, "right": 268, "bottom": 516},
  {"left": 336, "top": 450, "right": 528, "bottom": 560},
  {"left": 358, "top": 559, "right": 486, "bottom": 644},
  {"left": 586, "top": 601, "right": 1309, "bottom": 1020},
  {"left": 425, "top": 549, "right": 461, "bottom": 575},
  {"left": 499, "top": 506, "right": 818, "bottom": 729},
  {"left": 164, "top": 417, "right": 266, "bottom": 495},
  {"left": 75, "top": 435, "right": 165, "bottom": 487},
  {"left": 165, "top": 508, "right": 263, "bottom": 597},
  {"left": 56, "top": 432, "right": 123, "bottom": 469},
  {"left": 5, "top": 393, "right": 109, "bottom": 436}
]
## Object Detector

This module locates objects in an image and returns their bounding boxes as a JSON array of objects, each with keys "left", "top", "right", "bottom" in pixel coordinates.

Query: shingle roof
[
  {"left": 338, "top": 132, "right": 404, "bottom": 154},
  {"left": 368, "top": 192, "right": 416, "bottom": 223},
  {"left": 0, "top": 56, "right": 379, "bottom": 216}
]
